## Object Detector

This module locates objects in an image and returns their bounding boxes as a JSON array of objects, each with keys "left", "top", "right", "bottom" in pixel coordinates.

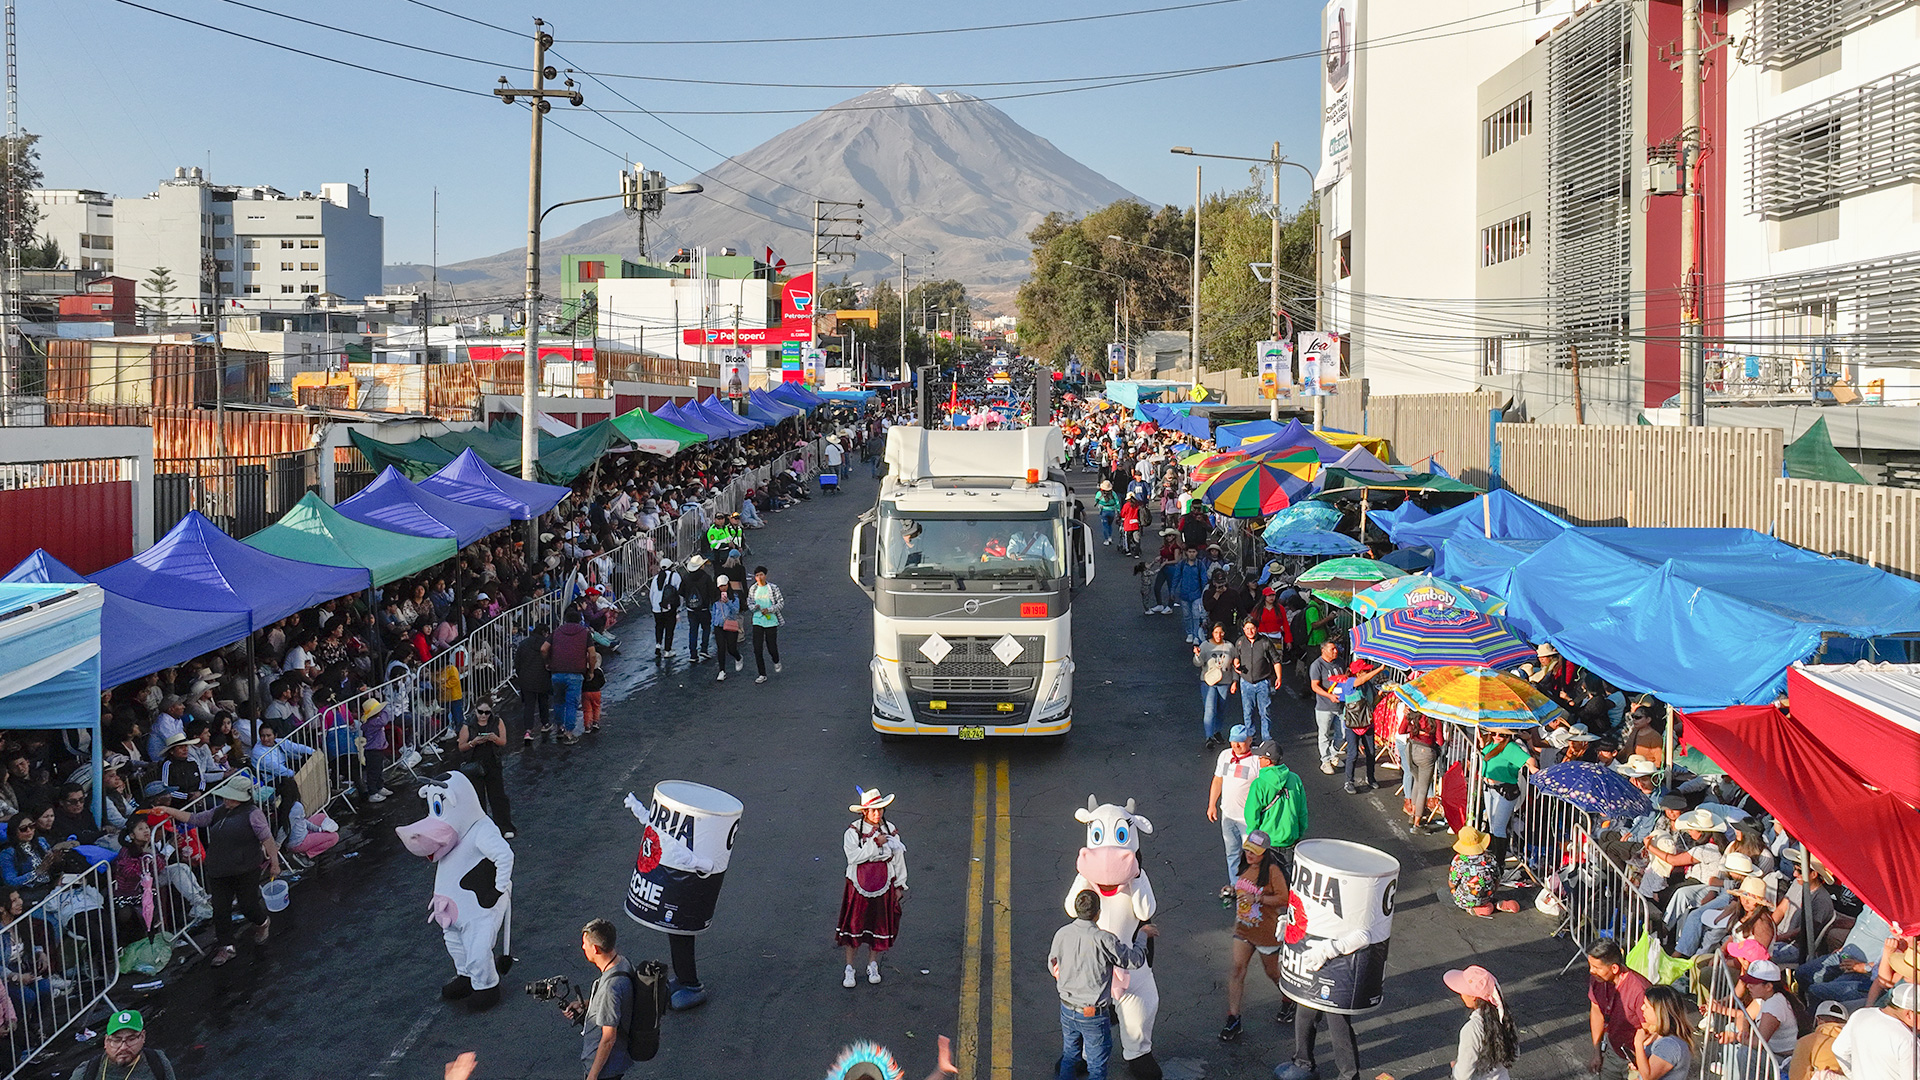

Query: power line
[{"left": 554, "top": 1, "right": 1251, "bottom": 46}]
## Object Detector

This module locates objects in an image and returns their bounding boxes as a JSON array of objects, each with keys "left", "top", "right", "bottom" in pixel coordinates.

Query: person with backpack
[
  {"left": 648, "top": 559, "right": 684, "bottom": 663},
  {"left": 680, "top": 556, "right": 717, "bottom": 664},
  {"left": 544, "top": 610, "right": 596, "bottom": 746},
  {"left": 516, "top": 624, "right": 553, "bottom": 747},
  {"left": 566, "top": 918, "right": 641, "bottom": 1080}
]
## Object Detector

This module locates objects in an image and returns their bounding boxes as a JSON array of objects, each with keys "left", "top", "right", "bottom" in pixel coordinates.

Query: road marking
[
  {"left": 991, "top": 755, "right": 1013, "bottom": 1080},
  {"left": 958, "top": 759, "right": 989, "bottom": 1080},
  {"left": 368, "top": 1004, "right": 441, "bottom": 1076}
]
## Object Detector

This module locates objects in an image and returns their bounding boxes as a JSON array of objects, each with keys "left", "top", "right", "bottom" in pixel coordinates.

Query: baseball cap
[
  {"left": 1890, "top": 983, "right": 1920, "bottom": 1011},
  {"left": 1253, "top": 740, "right": 1282, "bottom": 761},
  {"left": 105, "top": 1009, "right": 144, "bottom": 1036},
  {"left": 1815, "top": 1000, "right": 1849, "bottom": 1021},
  {"left": 1741, "top": 959, "right": 1783, "bottom": 983},
  {"left": 1228, "top": 724, "right": 1253, "bottom": 744},
  {"left": 143, "top": 780, "right": 183, "bottom": 800}
]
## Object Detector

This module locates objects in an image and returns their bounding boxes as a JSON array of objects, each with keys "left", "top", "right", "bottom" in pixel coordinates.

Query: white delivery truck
[{"left": 850, "top": 426, "right": 1094, "bottom": 740}]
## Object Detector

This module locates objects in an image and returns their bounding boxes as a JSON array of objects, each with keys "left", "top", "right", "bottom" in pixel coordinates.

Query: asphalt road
[{"left": 123, "top": 463, "right": 1592, "bottom": 1080}]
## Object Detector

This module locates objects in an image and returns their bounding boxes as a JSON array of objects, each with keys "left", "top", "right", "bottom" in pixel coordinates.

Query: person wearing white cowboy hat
[
  {"left": 1095, "top": 479, "right": 1121, "bottom": 546},
  {"left": 155, "top": 771, "right": 280, "bottom": 967},
  {"left": 838, "top": 787, "right": 907, "bottom": 989}
]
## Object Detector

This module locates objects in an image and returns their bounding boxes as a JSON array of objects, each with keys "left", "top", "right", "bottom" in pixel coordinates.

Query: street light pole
[
  {"left": 1191, "top": 164, "right": 1202, "bottom": 393},
  {"left": 1062, "top": 261, "right": 1129, "bottom": 377}
]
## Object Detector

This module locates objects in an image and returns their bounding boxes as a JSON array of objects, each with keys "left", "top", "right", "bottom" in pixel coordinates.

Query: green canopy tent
[
  {"left": 1311, "top": 469, "right": 1484, "bottom": 500},
  {"left": 348, "top": 428, "right": 456, "bottom": 481},
  {"left": 429, "top": 425, "right": 529, "bottom": 472},
  {"left": 1784, "top": 417, "right": 1867, "bottom": 484},
  {"left": 245, "top": 492, "right": 458, "bottom": 586},
  {"left": 492, "top": 416, "right": 628, "bottom": 484},
  {"left": 608, "top": 408, "right": 709, "bottom": 456}
]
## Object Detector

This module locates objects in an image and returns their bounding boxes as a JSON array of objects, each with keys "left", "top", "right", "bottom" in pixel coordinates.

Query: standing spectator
[
  {"left": 825, "top": 436, "right": 845, "bottom": 479},
  {"left": 562, "top": 918, "right": 634, "bottom": 1080},
  {"left": 1095, "top": 481, "right": 1120, "bottom": 546},
  {"left": 75, "top": 1010, "right": 177, "bottom": 1080},
  {"left": 156, "top": 773, "right": 279, "bottom": 967},
  {"left": 1207, "top": 725, "right": 1260, "bottom": 890},
  {"left": 1586, "top": 940, "right": 1654, "bottom": 1080},
  {"left": 1338, "top": 659, "right": 1387, "bottom": 795},
  {"left": 648, "top": 558, "right": 684, "bottom": 662},
  {"left": 581, "top": 658, "right": 605, "bottom": 736},
  {"left": 682, "top": 555, "right": 717, "bottom": 663},
  {"left": 514, "top": 624, "right": 552, "bottom": 747},
  {"left": 1445, "top": 966, "right": 1519, "bottom": 1080},
  {"left": 1632, "top": 985, "right": 1695, "bottom": 1080},
  {"left": 1308, "top": 642, "right": 1348, "bottom": 776},
  {"left": 544, "top": 609, "right": 595, "bottom": 746},
  {"left": 1232, "top": 619, "right": 1282, "bottom": 743},
  {"left": 1242, "top": 741, "right": 1306, "bottom": 880},
  {"left": 1480, "top": 729, "right": 1536, "bottom": 875},
  {"left": 837, "top": 788, "right": 907, "bottom": 988},
  {"left": 358, "top": 698, "right": 393, "bottom": 804},
  {"left": 1168, "top": 548, "right": 1207, "bottom": 646},
  {"left": 1195, "top": 624, "right": 1236, "bottom": 748},
  {"left": 1831, "top": 982, "right": 1917, "bottom": 1080},
  {"left": 748, "top": 566, "right": 785, "bottom": 684},
  {"left": 457, "top": 704, "right": 516, "bottom": 840},
  {"left": 711, "top": 577, "right": 743, "bottom": 681},
  {"left": 1219, "top": 830, "right": 1288, "bottom": 1043},
  {"left": 1399, "top": 705, "right": 1445, "bottom": 834},
  {"left": 1050, "top": 888, "right": 1155, "bottom": 1080},
  {"left": 438, "top": 660, "right": 465, "bottom": 732}
]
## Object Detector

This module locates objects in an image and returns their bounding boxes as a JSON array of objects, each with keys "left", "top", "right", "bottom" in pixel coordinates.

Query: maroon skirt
[{"left": 835, "top": 879, "right": 902, "bottom": 950}]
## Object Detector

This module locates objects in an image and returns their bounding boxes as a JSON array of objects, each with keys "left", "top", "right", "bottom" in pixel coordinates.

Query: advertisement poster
[
  {"left": 1318, "top": 0, "right": 1356, "bottom": 189},
  {"left": 1107, "top": 342, "right": 1126, "bottom": 377},
  {"left": 803, "top": 347, "right": 826, "bottom": 384},
  {"left": 1299, "top": 332, "right": 1339, "bottom": 397},
  {"left": 781, "top": 340, "right": 803, "bottom": 384},
  {"left": 721, "top": 351, "right": 749, "bottom": 398},
  {"left": 1257, "top": 339, "right": 1292, "bottom": 400}
]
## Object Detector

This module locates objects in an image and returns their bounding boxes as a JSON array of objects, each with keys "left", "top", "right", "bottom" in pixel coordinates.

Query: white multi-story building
[
  {"left": 593, "top": 272, "right": 780, "bottom": 369},
  {"left": 30, "top": 167, "right": 383, "bottom": 318}
]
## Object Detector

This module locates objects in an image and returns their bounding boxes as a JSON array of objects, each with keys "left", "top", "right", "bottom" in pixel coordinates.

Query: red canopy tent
[{"left": 1680, "top": 662, "right": 1920, "bottom": 928}]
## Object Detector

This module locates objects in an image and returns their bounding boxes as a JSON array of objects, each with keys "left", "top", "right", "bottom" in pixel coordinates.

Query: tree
[
  {"left": 19, "top": 235, "right": 60, "bottom": 269},
  {"left": 143, "top": 267, "right": 177, "bottom": 321},
  {"left": 817, "top": 275, "right": 861, "bottom": 311},
  {"left": 0, "top": 133, "right": 43, "bottom": 253}
]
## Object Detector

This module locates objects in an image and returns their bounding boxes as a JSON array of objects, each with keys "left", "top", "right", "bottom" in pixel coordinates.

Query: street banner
[
  {"left": 721, "top": 351, "right": 749, "bottom": 398},
  {"left": 1106, "top": 343, "right": 1125, "bottom": 377},
  {"left": 1299, "top": 331, "right": 1339, "bottom": 397},
  {"left": 1257, "top": 339, "right": 1292, "bottom": 400},
  {"left": 803, "top": 346, "right": 826, "bottom": 384},
  {"left": 781, "top": 340, "right": 803, "bottom": 384},
  {"left": 781, "top": 272, "right": 815, "bottom": 342},
  {"left": 1318, "top": 0, "right": 1356, "bottom": 189}
]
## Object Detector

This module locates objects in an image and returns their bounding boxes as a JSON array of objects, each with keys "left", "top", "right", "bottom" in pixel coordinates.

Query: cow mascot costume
[
  {"left": 396, "top": 771, "right": 514, "bottom": 1009},
  {"left": 1064, "top": 795, "right": 1161, "bottom": 1080}
]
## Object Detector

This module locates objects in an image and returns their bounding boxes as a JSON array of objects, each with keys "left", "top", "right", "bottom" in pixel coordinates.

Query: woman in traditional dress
[{"left": 838, "top": 787, "right": 907, "bottom": 989}]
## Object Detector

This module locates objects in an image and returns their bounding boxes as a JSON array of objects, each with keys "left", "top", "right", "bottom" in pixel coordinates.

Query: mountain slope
[{"left": 394, "top": 87, "right": 1142, "bottom": 312}]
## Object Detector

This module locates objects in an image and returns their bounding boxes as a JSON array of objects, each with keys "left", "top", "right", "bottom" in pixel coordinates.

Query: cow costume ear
[
  {"left": 1131, "top": 814, "right": 1154, "bottom": 835},
  {"left": 1074, "top": 807, "right": 1097, "bottom": 824},
  {"left": 1124, "top": 798, "right": 1136, "bottom": 815},
  {"left": 1086, "top": 795, "right": 1099, "bottom": 811}
]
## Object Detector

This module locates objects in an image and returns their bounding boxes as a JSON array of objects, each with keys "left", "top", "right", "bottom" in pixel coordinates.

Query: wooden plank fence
[
  {"left": 1773, "top": 478, "right": 1920, "bottom": 578},
  {"left": 1495, "top": 424, "right": 1784, "bottom": 530}
]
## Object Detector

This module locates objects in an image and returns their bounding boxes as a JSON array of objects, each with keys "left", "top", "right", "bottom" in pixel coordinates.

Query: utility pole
[
  {"left": 811, "top": 198, "right": 862, "bottom": 385},
  {"left": 494, "top": 17, "right": 583, "bottom": 556},
  {"left": 1191, "top": 164, "right": 1202, "bottom": 392},
  {"left": 1269, "top": 142, "right": 1283, "bottom": 422},
  {"left": 1680, "top": 0, "right": 1705, "bottom": 427},
  {"left": 1, "top": 0, "right": 17, "bottom": 424},
  {"left": 898, "top": 255, "right": 907, "bottom": 383}
]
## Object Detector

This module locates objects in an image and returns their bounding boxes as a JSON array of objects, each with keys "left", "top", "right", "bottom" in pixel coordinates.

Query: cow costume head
[
  {"left": 1075, "top": 796, "right": 1153, "bottom": 891},
  {"left": 398, "top": 771, "right": 488, "bottom": 862}
]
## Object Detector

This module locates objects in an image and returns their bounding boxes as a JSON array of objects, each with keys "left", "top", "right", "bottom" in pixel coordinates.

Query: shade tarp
[
  {"left": 0, "top": 583, "right": 102, "bottom": 728},
  {"left": 1786, "top": 663, "right": 1920, "bottom": 809},
  {"left": 5, "top": 551, "right": 250, "bottom": 688},
  {"left": 429, "top": 425, "right": 531, "bottom": 472},
  {"left": 92, "top": 512, "right": 370, "bottom": 631},
  {"left": 246, "top": 492, "right": 456, "bottom": 587},
  {"left": 491, "top": 417, "right": 627, "bottom": 484},
  {"left": 1315, "top": 468, "right": 1483, "bottom": 498},
  {"left": 1681, "top": 701, "right": 1920, "bottom": 927},
  {"left": 1392, "top": 489, "right": 1571, "bottom": 550},
  {"left": 1139, "top": 402, "right": 1209, "bottom": 440},
  {"left": 336, "top": 467, "right": 513, "bottom": 548},
  {"left": 1217, "top": 419, "right": 1340, "bottom": 461},
  {"left": 1784, "top": 416, "right": 1868, "bottom": 484},
  {"left": 694, "top": 396, "right": 763, "bottom": 435},
  {"left": 1369, "top": 501, "right": 1432, "bottom": 537},
  {"left": 654, "top": 401, "right": 735, "bottom": 439},
  {"left": 421, "top": 448, "right": 570, "bottom": 521},
  {"left": 1449, "top": 528, "right": 1920, "bottom": 709},
  {"left": 348, "top": 428, "right": 456, "bottom": 481}
]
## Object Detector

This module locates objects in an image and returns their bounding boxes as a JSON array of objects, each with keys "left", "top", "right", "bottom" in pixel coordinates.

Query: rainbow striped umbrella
[
  {"left": 1187, "top": 450, "right": 1251, "bottom": 487},
  {"left": 1349, "top": 574, "right": 1507, "bottom": 619},
  {"left": 1349, "top": 605, "right": 1536, "bottom": 672},
  {"left": 1391, "top": 665, "right": 1563, "bottom": 728},
  {"left": 1197, "top": 460, "right": 1306, "bottom": 518},
  {"left": 1247, "top": 442, "right": 1322, "bottom": 483}
]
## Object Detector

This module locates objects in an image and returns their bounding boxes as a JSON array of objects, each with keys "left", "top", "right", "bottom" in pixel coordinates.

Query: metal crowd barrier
[
  {"left": 1, "top": 864, "right": 122, "bottom": 1079},
  {"left": 1697, "top": 953, "right": 1787, "bottom": 1080},
  {"left": 1516, "top": 788, "right": 1657, "bottom": 969}
]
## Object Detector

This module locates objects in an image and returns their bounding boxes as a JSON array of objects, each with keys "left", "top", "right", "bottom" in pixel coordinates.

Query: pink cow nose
[
  {"left": 396, "top": 818, "right": 460, "bottom": 862},
  {"left": 1076, "top": 846, "right": 1138, "bottom": 888}
]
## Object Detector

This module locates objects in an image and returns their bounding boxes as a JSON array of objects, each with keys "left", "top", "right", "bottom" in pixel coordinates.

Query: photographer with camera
[{"left": 564, "top": 918, "right": 635, "bottom": 1080}]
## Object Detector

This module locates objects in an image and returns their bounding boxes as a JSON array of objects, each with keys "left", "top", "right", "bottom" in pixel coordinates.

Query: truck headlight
[
  {"left": 871, "top": 657, "right": 910, "bottom": 718},
  {"left": 1035, "top": 656, "right": 1073, "bottom": 718}
]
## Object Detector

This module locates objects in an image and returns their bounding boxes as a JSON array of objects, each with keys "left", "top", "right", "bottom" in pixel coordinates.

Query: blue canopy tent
[
  {"left": 0, "top": 583, "right": 106, "bottom": 819},
  {"left": 5, "top": 550, "right": 249, "bottom": 688},
  {"left": 1445, "top": 527, "right": 1920, "bottom": 709},
  {"left": 696, "top": 396, "right": 763, "bottom": 435},
  {"left": 769, "top": 383, "right": 824, "bottom": 409},
  {"left": 336, "top": 467, "right": 514, "bottom": 548},
  {"left": 1216, "top": 418, "right": 1348, "bottom": 461},
  {"left": 817, "top": 389, "right": 876, "bottom": 407},
  {"left": 747, "top": 388, "right": 804, "bottom": 424},
  {"left": 1140, "top": 402, "right": 1210, "bottom": 441},
  {"left": 92, "top": 512, "right": 371, "bottom": 631},
  {"left": 1393, "top": 489, "right": 1572, "bottom": 551},
  {"left": 654, "top": 402, "right": 735, "bottom": 439},
  {"left": 421, "top": 448, "right": 570, "bottom": 521}
]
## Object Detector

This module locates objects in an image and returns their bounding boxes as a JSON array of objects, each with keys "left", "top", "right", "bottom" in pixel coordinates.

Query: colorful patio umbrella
[
  {"left": 1178, "top": 449, "right": 1216, "bottom": 467},
  {"left": 1263, "top": 503, "right": 1344, "bottom": 535},
  {"left": 1187, "top": 450, "right": 1251, "bottom": 487},
  {"left": 1530, "top": 761, "right": 1653, "bottom": 819},
  {"left": 1295, "top": 557, "right": 1407, "bottom": 597},
  {"left": 1349, "top": 605, "right": 1535, "bottom": 671},
  {"left": 1392, "top": 665, "right": 1564, "bottom": 728},
  {"left": 1349, "top": 574, "right": 1507, "bottom": 618},
  {"left": 1247, "top": 442, "right": 1321, "bottom": 483},
  {"left": 1197, "top": 460, "right": 1303, "bottom": 518}
]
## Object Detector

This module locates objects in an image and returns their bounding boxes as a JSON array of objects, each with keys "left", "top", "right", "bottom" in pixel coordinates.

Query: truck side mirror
[{"left": 849, "top": 515, "right": 877, "bottom": 599}]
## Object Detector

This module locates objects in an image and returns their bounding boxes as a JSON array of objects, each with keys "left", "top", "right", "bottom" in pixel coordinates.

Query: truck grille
[{"left": 910, "top": 676, "right": 1035, "bottom": 694}]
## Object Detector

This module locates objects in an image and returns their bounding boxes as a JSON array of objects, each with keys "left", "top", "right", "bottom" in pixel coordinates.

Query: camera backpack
[{"left": 620, "top": 960, "right": 670, "bottom": 1062}]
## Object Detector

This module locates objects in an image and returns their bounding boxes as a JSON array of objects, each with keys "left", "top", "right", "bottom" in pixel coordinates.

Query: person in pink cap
[{"left": 1444, "top": 966, "right": 1518, "bottom": 1080}]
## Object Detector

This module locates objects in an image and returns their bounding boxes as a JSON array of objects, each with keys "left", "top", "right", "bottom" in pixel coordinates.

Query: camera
[{"left": 524, "top": 975, "right": 573, "bottom": 1001}]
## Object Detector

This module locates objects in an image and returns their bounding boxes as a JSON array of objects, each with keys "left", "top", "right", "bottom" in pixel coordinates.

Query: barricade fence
[
  {"left": 2, "top": 864, "right": 122, "bottom": 1079},
  {"left": 1697, "top": 952, "right": 1787, "bottom": 1080},
  {"left": 1515, "top": 788, "right": 1657, "bottom": 964}
]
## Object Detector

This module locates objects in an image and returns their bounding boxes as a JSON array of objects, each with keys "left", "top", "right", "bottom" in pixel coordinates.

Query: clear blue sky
[{"left": 27, "top": 0, "right": 1322, "bottom": 269}]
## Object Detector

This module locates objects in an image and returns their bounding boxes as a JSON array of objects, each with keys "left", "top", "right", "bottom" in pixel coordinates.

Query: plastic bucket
[
  {"left": 1279, "top": 838, "right": 1400, "bottom": 1014},
  {"left": 260, "top": 879, "right": 290, "bottom": 913},
  {"left": 624, "top": 781, "right": 742, "bottom": 936}
]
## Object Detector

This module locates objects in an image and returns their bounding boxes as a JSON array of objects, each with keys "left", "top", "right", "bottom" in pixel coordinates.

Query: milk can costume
[
  {"left": 1064, "top": 795, "right": 1163, "bottom": 1080},
  {"left": 837, "top": 788, "right": 907, "bottom": 954},
  {"left": 395, "top": 771, "right": 514, "bottom": 1009}
]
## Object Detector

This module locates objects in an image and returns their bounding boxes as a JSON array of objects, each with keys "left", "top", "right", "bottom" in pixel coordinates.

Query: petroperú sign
[{"left": 681, "top": 272, "right": 816, "bottom": 346}]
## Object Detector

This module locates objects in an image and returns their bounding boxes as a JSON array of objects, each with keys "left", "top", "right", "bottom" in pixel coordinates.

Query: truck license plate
[{"left": 958, "top": 726, "right": 986, "bottom": 741}]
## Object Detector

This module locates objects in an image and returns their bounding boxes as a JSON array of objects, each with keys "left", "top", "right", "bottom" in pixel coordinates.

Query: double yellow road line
[{"left": 957, "top": 756, "right": 1012, "bottom": 1080}]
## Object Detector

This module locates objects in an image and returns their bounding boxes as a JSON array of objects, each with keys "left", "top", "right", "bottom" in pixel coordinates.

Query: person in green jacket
[
  {"left": 1243, "top": 740, "right": 1308, "bottom": 879},
  {"left": 1094, "top": 480, "right": 1122, "bottom": 547}
]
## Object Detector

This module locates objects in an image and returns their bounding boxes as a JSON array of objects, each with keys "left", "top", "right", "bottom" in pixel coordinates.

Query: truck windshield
[{"left": 880, "top": 507, "right": 1063, "bottom": 580}]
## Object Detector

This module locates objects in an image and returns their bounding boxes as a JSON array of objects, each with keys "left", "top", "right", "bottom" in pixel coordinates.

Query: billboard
[
  {"left": 1106, "top": 343, "right": 1126, "bottom": 377},
  {"left": 1257, "top": 339, "right": 1292, "bottom": 400},
  {"left": 1317, "top": 0, "right": 1356, "bottom": 189},
  {"left": 1299, "top": 331, "right": 1339, "bottom": 397},
  {"left": 781, "top": 272, "right": 815, "bottom": 342},
  {"left": 720, "top": 350, "right": 749, "bottom": 398},
  {"left": 803, "top": 347, "right": 825, "bottom": 384}
]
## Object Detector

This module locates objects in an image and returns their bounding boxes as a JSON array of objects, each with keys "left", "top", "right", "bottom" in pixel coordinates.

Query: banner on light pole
[
  {"left": 1106, "top": 342, "right": 1126, "bottom": 377},
  {"left": 1299, "top": 332, "right": 1338, "bottom": 397},
  {"left": 1257, "top": 339, "right": 1292, "bottom": 400}
]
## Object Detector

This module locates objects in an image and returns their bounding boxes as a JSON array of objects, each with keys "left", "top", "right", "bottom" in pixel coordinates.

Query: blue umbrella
[{"left": 1530, "top": 761, "right": 1653, "bottom": 819}]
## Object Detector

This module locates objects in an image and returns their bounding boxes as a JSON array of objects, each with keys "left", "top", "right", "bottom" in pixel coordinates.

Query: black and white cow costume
[
  {"left": 396, "top": 771, "right": 514, "bottom": 1009},
  {"left": 1064, "top": 795, "right": 1162, "bottom": 1080}
]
